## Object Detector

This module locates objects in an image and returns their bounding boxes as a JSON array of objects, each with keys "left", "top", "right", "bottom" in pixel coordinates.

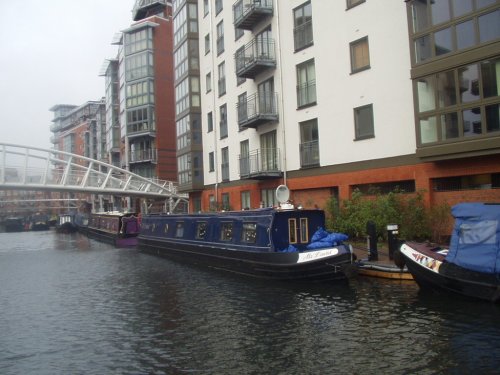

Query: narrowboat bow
[
  {"left": 397, "top": 203, "right": 500, "bottom": 302},
  {"left": 138, "top": 206, "right": 355, "bottom": 281}
]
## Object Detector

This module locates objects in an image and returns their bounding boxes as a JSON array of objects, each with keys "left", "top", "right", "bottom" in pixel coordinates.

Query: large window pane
[
  {"left": 458, "top": 64, "right": 480, "bottom": 103},
  {"left": 479, "top": 10, "right": 500, "bottom": 43},
  {"left": 434, "top": 27, "right": 453, "bottom": 56},
  {"left": 477, "top": 0, "right": 496, "bottom": 9},
  {"left": 481, "top": 58, "right": 500, "bottom": 98},
  {"left": 431, "top": 0, "right": 451, "bottom": 25},
  {"left": 354, "top": 105, "right": 374, "bottom": 139},
  {"left": 420, "top": 116, "right": 437, "bottom": 143},
  {"left": 411, "top": 0, "right": 429, "bottom": 33},
  {"left": 452, "top": 0, "right": 473, "bottom": 17},
  {"left": 415, "top": 35, "right": 432, "bottom": 63},
  {"left": 456, "top": 20, "right": 475, "bottom": 50},
  {"left": 485, "top": 104, "right": 500, "bottom": 132},
  {"left": 417, "top": 76, "right": 436, "bottom": 112},
  {"left": 437, "top": 71, "right": 457, "bottom": 108},
  {"left": 350, "top": 37, "right": 370, "bottom": 72},
  {"left": 441, "top": 112, "right": 459, "bottom": 139},
  {"left": 463, "top": 107, "right": 482, "bottom": 136}
]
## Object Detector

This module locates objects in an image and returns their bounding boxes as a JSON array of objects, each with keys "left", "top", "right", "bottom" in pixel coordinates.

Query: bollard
[
  {"left": 366, "top": 220, "right": 378, "bottom": 261},
  {"left": 387, "top": 224, "right": 399, "bottom": 260}
]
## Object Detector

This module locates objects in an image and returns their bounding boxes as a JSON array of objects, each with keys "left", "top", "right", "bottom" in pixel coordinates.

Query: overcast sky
[{"left": 0, "top": 0, "right": 135, "bottom": 150}]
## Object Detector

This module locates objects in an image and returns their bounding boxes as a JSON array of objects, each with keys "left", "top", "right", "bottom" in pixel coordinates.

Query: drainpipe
[{"left": 275, "top": 0, "right": 287, "bottom": 186}]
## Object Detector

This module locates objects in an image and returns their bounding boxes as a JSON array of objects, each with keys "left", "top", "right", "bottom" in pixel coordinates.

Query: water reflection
[{"left": 0, "top": 231, "right": 499, "bottom": 374}]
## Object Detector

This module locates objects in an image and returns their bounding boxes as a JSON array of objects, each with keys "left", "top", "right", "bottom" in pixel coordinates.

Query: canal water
[{"left": 0, "top": 230, "right": 499, "bottom": 375}]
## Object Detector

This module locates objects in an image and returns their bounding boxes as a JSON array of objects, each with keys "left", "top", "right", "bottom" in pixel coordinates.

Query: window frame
[
  {"left": 350, "top": 36, "right": 370, "bottom": 74},
  {"left": 353, "top": 104, "right": 375, "bottom": 140}
]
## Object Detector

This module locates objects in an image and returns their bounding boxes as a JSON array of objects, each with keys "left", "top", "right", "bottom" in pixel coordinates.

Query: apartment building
[
  {"left": 118, "top": 0, "right": 177, "bottom": 181},
  {"left": 170, "top": 0, "right": 499, "bottom": 212}
]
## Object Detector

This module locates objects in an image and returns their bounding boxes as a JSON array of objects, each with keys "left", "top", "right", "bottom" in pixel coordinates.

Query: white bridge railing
[{"left": 0, "top": 143, "right": 188, "bottom": 212}]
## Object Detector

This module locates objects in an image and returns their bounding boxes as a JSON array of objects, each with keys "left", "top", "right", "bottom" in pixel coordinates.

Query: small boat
[
  {"left": 138, "top": 201, "right": 355, "bottom": 281},
  {"left": 4, "top": 217, "right": 25, "bottom": 232},
  {"left": 30, "top": 213, "right": 50, "bottom": 231},
  {"left": 56, "top": 213, "right": 78, "bottom": 233},
  {"left": 397, "top": 203, "right": 500, "bottom": 302},
  {"left": 87, "top": 212, "right": 140, "bottom": 247},
  {"left": 356, "top": 259, "right": 414, "bottom": 280}
]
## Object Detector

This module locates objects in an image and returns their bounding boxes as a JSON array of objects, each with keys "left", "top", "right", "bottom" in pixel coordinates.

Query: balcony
[
  {"left": 233, "top": 0, "right": 273, "bottom": 30},
  {"left": 235, "top": 38, "right": 276, "bottom": 79},
  {"left": 127, "top": 122, "right": 156, "bottom": 138},
  {"left": 300, "top": 141, "right": 320, "bottom": 168},
  {"left": 129, "top": 148, "right": 157, "bottom": 164},
  {"left": 237, "top": 92, "right": 278, "bottom": 129},
  {"left": 132, "top": 0, "right": 167, "bottom": 21},
  {"left": 239, "top": 148, "right": 282, "bottom": 180}
]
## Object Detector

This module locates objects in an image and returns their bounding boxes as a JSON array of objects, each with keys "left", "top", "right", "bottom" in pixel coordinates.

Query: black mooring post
[
  {"left": 366, "top": 220, "right": 378, "bottom": 261},
  {"left": 387, "top": 224, "right": 399, "bottom": 260}
]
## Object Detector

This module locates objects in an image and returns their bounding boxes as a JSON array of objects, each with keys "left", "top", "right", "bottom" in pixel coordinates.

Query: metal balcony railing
[
  {"left": 239, "top": 148, "right": 282, "bottom": 179},
  {"left": 237, "top": 92, "right": 278, "bottom": 129},
  {"left": 235, "top": 38, "right": 276, "bottom": 79},
  {"left": 300, "top": 141, "right": 320, "bottom": 168},
  {"left": 129, "top": 148, "right": 157, "bottom": 164},
  {"left": 233, "top": 0, "right": 273, "bottom": 30}
]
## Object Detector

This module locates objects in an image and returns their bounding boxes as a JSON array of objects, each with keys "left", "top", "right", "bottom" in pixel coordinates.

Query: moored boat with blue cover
[
  {"left": 138, "top": 205, "right": 355, "bottom": 281},
  {"left": 398, "top": 203, "right": 500, "bottom": 302}
]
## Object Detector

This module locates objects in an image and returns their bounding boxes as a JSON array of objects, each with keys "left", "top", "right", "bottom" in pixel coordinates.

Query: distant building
[{"left": 171, "top": 0, "right": 499, "bottom": 212}]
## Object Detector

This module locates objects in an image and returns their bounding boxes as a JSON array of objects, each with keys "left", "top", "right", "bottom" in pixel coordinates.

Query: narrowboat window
[
  {"left": 221, "top": 222, "right": 233, "bottom": 241},
  {"left": 289, "top": 219, "right": 297, "bottom": 244},
  {"left": 300, "top": 218, "right": 309, "bottom": 243},
  {"left": 196, "top": 222, "right": 207, "bottom": 239},
  {"left": 241, "top": 223, "right": 257, "bottom": 243},
  {"left": 175, "top": 222, "right": 184, "bottom": 237},
  {"left": 164, "top": 223, "right": 168, "bottom": 233}
]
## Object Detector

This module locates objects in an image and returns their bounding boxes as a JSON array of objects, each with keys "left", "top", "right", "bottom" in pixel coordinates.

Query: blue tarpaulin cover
[
  {"left": 307, "top": 228, "right": 348, "bottom": 250},
  {"left": 445, "top": 203, "right": 500, "bottom": 274}
]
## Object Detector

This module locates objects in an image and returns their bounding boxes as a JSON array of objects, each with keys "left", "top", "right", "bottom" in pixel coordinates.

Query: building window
[
  {"left": 207, "top": 111, "right": 213, "bottom": 132},
  {"left": 261, "top": 189, "right": 277, "bottom": 208},
  {"left": 237, "top": 93, "right": 247, "bottom": 124},
  {"left": 347, "top": 0, "right": 365, "bottom": 9},
  {"left": 293, "top": 2, "right": 313, "bottom": 51},
  {"left": 216, "top": 20, "right": 224, "bottom": 56},
  {"left": 260, "top": 130, "right": 278, "bottom": 172},
  {"left": 433, "top": 173, "right": 500, "bottom": 192},
  {"left": 209, "top": 195, "right": 216, "bottom": 211},
  {"left": 235, "top": 27, "right": 244, "bottom": 41},
  {"left": 354, "top": 104, "right": 374, "bottom": 140},
  {"left": 299, "top": 119, "right": 319, "bottom": 168},
  {"left": 218, "top": 61, "right": 226, "bottom": 97},
  {"left": 124, "top": 27, "right": 153, "bottom": 56},
  {"left": 177, "top": 153, "right": 191, "bottom": 185},
  {"left": 415, "top": 58, "right": 500, "bottom": 145},
  {"left": 296, "top": 59, "right": 316, "bottom": 108},
  {"left": 221, "top": 194, "right": 230, "bottom": 211},
  {"left": 208, "top": 151, "right": 215, "bottom": 172},
  {"left": 205, "top": 33, "right": 210, "bottom": 54},
  {"left": 353, "top": 180, "right": 416, "bottom": 195},
  {"left": 221, "top": 147, "right": 229, "bottom": 181},
  {"left": 350, "top": 36, "right": 370, "bottom": 73},
  {"left": 410, "top": 4, "right": 500, "bottom": 64},
  {"left": 241, "top": 191, "right": 251, "bottom": 210},
  {"left": 203, "top": 0, "right": 209, "bottom": 16},
  {"left": 206, "top": 72, "right": 212, "bottom": 93},
  {"left": 126, "top": 80, "right": 154, "bottom": 108},
  {"left": 239, "top": 140, "right": 249, "bottom": 177},
  {"left": 215, "top": 0, "right": 223, "bottom": 15},
  {"left": 219, "top": 104, "right": 227, "bottom": 138},
  {"left": 125, "top": 51, "right": 154, "bottom": 81}
]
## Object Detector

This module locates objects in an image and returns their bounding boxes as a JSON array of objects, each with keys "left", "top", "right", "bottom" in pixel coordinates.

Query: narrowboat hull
[
  {"left": 399, "top": 242, "right": 500, "bottom": 302},
  {"left": 87, "top": 227, "right": 138, "bottom": 247},
  {"left": 86, "top": 212, "right": 140, "bottom": 247},
  {"left": 4, "top": 218, "right": 25, "bottom": 233},
  {"left": 140, "top": 236, "right": 354, "bottom": 280}
]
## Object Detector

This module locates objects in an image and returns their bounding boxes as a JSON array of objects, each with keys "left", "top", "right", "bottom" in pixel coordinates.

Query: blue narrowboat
[{"left": 138, "top": 207, "right": 355, "bottom": 281}]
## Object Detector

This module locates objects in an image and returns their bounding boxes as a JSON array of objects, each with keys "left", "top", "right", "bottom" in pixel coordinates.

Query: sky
[{"left": 0, "top": 0, "right": 136, "bottom": 150}]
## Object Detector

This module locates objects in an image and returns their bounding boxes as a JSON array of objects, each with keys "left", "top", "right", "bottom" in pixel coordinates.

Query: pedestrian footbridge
[{"left": 0, "top": 143, "right": 188, "bottom": 212}]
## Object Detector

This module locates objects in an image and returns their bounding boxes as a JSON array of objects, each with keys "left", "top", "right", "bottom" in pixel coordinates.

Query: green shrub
[{"left": 325, "top": 189, "right": 449, "bottom": 242}]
